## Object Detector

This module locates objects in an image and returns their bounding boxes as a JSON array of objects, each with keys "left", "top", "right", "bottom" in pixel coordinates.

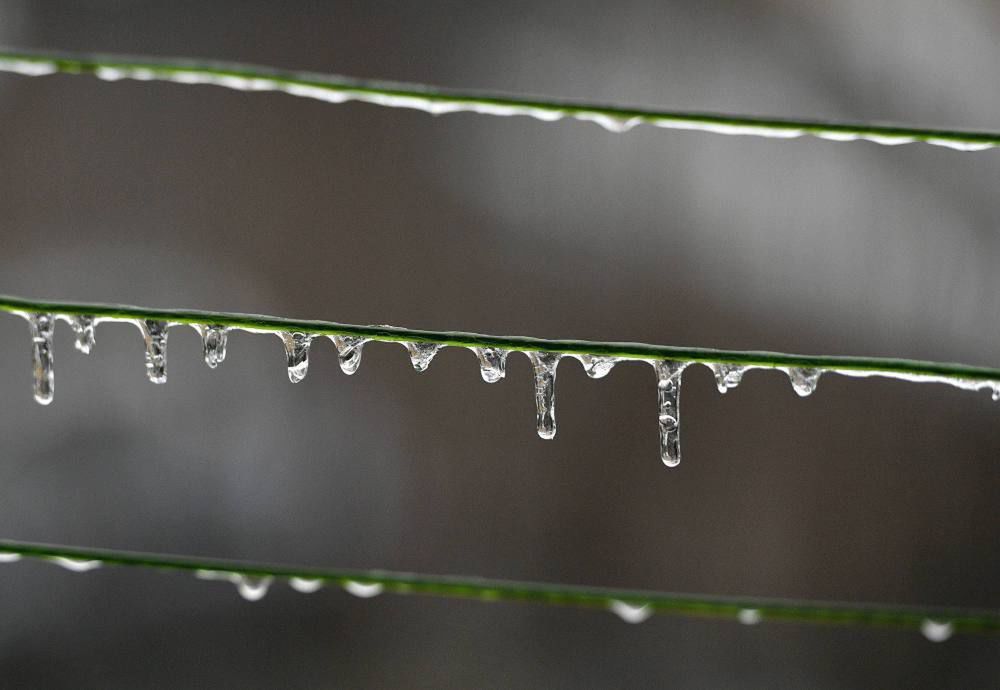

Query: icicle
[
  {"left": 289, "top": 577, "right": 324, "bottom": 593},
  {"left": 527, "top": 352, "right": 561, "bottom": 439},
  {"left": 472, "top": 347, "right": 508, "bottom": 383},
  {"left": 343, "top": 580, "right": 384, "bottom": 598},
  {"left": 577, "top": 354, "right": 617, "bottom": 379},
  {"left": 653, "top": 360, "right": 688, "bottom": 467},
  {"left": 0, "top": 552, "right": 22, "bottom": 563},
  {"left": 738, "top": 608, "right": 763, "bottom": 625},
  {"left": 329, "top": 335, "right": 366, "bottom": 375},
  {"left": 921, "top": 619, "right": 953, "bottom": 642},
  {"left": 786, "top": 367, "right": 821, "bottom": 396},
  {"left": 279, "top": 332, "right": 312, "bottom": 383},
  {"left": 28, "top": 313, "right": 55, "bottom": 405},
  {"left": 405, "top": 342, "right": 444, "bottom": 372},
  {"left": 608, "top": 600, "right": 653, "bottom": 624},
  {"left": 135, "top": 320, "right": 169, "bottom": 383},
  {"left": 196, "top": 570, "right": 273, "bottom": 601},
  {"left": 198, "top": 325, "right": 228, "bottom": 368},
  {"left": 710, "top": 362, "right": 748, "bottom": 393},
  {"left": 47, "top": 556, "right": 102, "bottom": 572},
  {"left": 68, "top": 314, "right": 95, "bottom": 354}
]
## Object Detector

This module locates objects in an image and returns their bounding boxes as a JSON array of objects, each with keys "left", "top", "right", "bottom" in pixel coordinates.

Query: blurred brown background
[{"left": 0, "top": 1, "right": 998, "bottom": 687}]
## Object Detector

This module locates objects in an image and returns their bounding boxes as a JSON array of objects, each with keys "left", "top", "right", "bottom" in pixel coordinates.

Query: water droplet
[
  {"left": 198, "top": 325, "right": 228, "bottom": 368},
  {"left": 28, "top": 313, "right": 55, "bottom": 405},
  {"left": 921, "top": 619, "right": 953, "bottom": 642},
  {"left": 653, "top": 360, "right": 688, "bottom": 467},
  {"left": 196, "top": 570, "right": 272, "bottom": 601},
  {"left": 578, "top": 354, "right": 617, "bottom": 379},
  {"left": 992, "top": 385, "right": 999, "bottom": 402},
  {"left": 136, "top": 320, "right": 169, "bottom": 383},
  {"left": 710, "top": 363, "right": 747, "bottom": 393},
  {"left": 343, "top": 580, "right": 385, "bottom": 598},
  {"left": 405, "top": 342, "right": 444, "bottom": 372},
  {"left": 48, "top": 556, "right": 102, "bottom": 572},
  {"left": 787, "top": 367, "right": 821, "bottom": 396},
  {"left": 527, "top": 352, "right": 561, "bottom": 439},
  {"left": 68, "top": 314, "right": 95, "bottom": 354},
  {"left": 738, "top": 608, "right": 763, "bottom": 625},
  {"left": 280, "top": 332, "right": 312, "bottom": 383},
  {"left": 0, "top": 552, "right": 22, "bottom": 563},
  {"left": 329, "top": 335, "right": 366, "bottom": 375},
  {"left": 473, "top": 347, "right": 508, "bottom": 383},
  {"left": 609, "top": 600, "right": 653, "bottom": 624},
  {"left": 289, "top": 577, "right": 324, "bottom": 593}
]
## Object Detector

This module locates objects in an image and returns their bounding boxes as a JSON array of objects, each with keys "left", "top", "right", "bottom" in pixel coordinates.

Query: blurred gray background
[{"left": 0, "top": 1, "right": 998, "bottom": 687}]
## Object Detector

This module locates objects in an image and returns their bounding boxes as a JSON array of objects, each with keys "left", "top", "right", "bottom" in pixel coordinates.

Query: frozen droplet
[
  {"left": 609, "top": 600, "right": 653, "bottom": 624},
  {"left": 578, "top": 354, "right": 617, "bottom": 379},
  {"left": 738, "top": 608, "right": 763, "bottom": 625},
  {"left": 405, "top": 342, "right": 444, "bottom": 372},
  {"left": 653, "top": 360, "right": 688, "bottom": 467},
  {"left": 330, "top": 335, "right": 366, "bottom": 375},
  {"left": 0, "top": 552, "right": 22, "bottom": 563},
  {"left": 343, "top": 580, "right": 385, "bottom": 598},
  {"left": 787, "top": 367, "right": 821, "bottom": 396},
  {"left": 136, "top": 320, "right": 169, "bottom": 383},
  {"left": 473, "top": 347, "right": 508, "bottom": 383},
  {"left": 28, "top": 313, "right": 55, "bottom": 405},
  {"left": 289, "top": 577, "right": 324, "bottom": 593},
  {"left": 48, "top": 556, "right": 102, "bottom": 572},
  {"left": 921, "top": 619, "right": 953, "bottom": 642},
  {"left": 527, "top": 352, "right": 562, "bottom": 439},
  {"left": 198, "top": 325, "right": 228, "bottom": 368},
  {"left": 710, "top": 363, "right": 748, "bottom": 393},
  {"left": 234, "top": 575, "right": 272, "bottom": 601},
  {"left": 69, "top": 315, "right": 95, "bottom": 354},
  {"left": 280, "top": 332, "right": 312, "bottom": 383}
]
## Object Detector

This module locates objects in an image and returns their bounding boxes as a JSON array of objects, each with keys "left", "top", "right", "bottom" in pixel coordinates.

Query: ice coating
[
  {"left": 920, "top": 619, "right": 953, "bottom": 642},
  {"left": 404, "top": 342, "right": 444, "bottom": 372},
  {"left": 576, "top": 354, "right": 618, "bottom": 379},
  {"left": 135, "top": 319, "right": 169, "bottom": 383},
  {"left": 289, "top": 577, "right": 324, "bottom": 593},
  {"left": 67, "top": 314, "right": 96, "bottom": 354},
  {"left": 28, "top": 313, "right": 55, "bottom": 405},
  {"left": 343, "top": 580, "right": 385, "bottom": 598},
  {"left": 786, "top": 367, "right": 821, "bottom": 396},
  {"left": 329, "top": 335, "right": 366, "bottom": 375},
  {"left": 196, "top": 569, "right": 273, "bottom": 601},
  {"left": 472, "top": 346, "right": 508, "bottom": 383},
  {"left": 280, "top": 332, "right": 312, "bottom": 383},
  {"left": 609, "top": 600, "right": 653, "bottom": 624},
  {"left": 197, "top": 324, "right": 228, "bottom": 368},
  {"left": 709, "top": 362, "right": 748, "bottom": 393},
  {"left": 527, "top": 352, "right": 561, "bottom": 439},
  {"left": 653, "top": 360, "right": 688, "bottom": 467},
  {"left": 0, "top": 55, "right": 996, "bottom": 151}
]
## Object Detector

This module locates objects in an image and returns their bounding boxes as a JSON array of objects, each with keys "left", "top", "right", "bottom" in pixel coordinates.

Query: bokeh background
[{"left": 0, "top": 1, "right": 998, "bottom": 687}]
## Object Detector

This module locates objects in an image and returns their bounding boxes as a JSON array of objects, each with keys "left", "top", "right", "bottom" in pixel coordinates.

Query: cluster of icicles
[
  {"left": 0, "top": 56, "right": 995, "bottom": 151},
  {"left": 0, "top": 551, "right": 958, "bottom": 639},
  {"left": 14, "top": 312, "right": 1000, "bottom": 468}
]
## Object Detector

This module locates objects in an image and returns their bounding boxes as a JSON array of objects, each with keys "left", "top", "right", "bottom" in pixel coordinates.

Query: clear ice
[
  {"left": 527, "top": 352, "right": 562, "bottom": 439},
  {"left": 198, "top": 325, "right": 228, "bottom": 368},
  {"left": 136, "top": 320, "right": 169, "bottom": 383},
  {"left": 577, "top": 354, "right": 617, "bottom": 379},
  {"left": 68, "top": 314, "right": 95, "bottom": 354},
  {"left": 920, "top": 619, "right": 954, "bottom": 642},
  {"left": 329, "top": 335, "right": 366, "bottom": 375},
  {"left": 710, "top": 362, "right": 748, "bottom": 393},
  {"left": 653, "top": 360, "right": 688, "bottom": 467},
  {"left": 405, "top": 342, "right": 444, "bottom": 372},
  {"left": 472, "top": 347, "right": 508, "bottom": 383},
  {"left": 609, "top": 600, "right": 653, "bottom": 624},
  {"left": 28, "top": 313, "right": 55, "bottom": 405},
  {"left": 280, "top": 332, "right": 312, "bottom": 383},
  {"left": 787, "top": 367, "right": 821, "bottom": 396},
  {"left": 343, "top": 580, "right": 385, "bottom": 598}
]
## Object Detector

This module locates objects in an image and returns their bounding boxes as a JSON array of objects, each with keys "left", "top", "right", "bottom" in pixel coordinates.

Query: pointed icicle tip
[
  {"left": 68, "top": 314, "right": 96, "bottom": 354},
  {"left": 787, "top": 367, "right": 821, "bottom": 397},
  {"left": 330, "top": 335, "right": 367, "bottom": 375},
  {"left": 527, "top": 351, "right": 561, "bottom": 440},
  {"left": 578, "top": 354, "right": 618, "bottom": 379},
  {"left": 136, "top": 319, "right": 169, "bottom": 384},
  {"left": 28, "top": 313, "right": 55, "bottom": 405},
  {"left": 199, "top": 324, "right": 229, "bottom": 368},
  {"left": 280, "top": 332, "right": 312, "bottom": 383},
  {"left": 653, "top": 360, "right": 688, "bottom": 467},
  {"left": 473, "top": 347, "right": 508, "bottom": 383},
  {"left": 710, "top": 362, "right": 748, "bottom": 394},
  {"left": 405, "top": 341, "right": 444, "bottom": 373}
]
